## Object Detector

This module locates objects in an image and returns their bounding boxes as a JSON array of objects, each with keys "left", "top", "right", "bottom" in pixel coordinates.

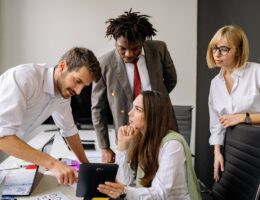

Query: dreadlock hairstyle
[
  {"left": 128, "top": 91, "right": 176, "bottom": 187},
  {"left": 105, "top": 9, "right": 157, "bottom": 43}
]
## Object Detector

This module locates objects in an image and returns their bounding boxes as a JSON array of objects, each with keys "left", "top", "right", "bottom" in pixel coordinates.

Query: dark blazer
[{"left": 91, "top": 40, "right": 177, "bottom": 148}]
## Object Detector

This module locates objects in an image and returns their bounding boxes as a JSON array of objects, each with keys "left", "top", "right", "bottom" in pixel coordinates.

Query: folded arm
[{"left": 219, "top": 113, "right": 260, "bottom": 128}]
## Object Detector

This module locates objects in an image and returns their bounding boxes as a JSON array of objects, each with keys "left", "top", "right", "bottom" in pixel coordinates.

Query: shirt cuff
[
  {"left": 115, "top": 150, "right": 128, "bottom": 162},
  {"left": 59, "top": 125, "right": 78, "bottom": 137},
  {"left": 209, "top": 133, "right": 225, "bottom": 145},
  {"left": 0, "top": 127, "right": 17, "bottom": 137}
]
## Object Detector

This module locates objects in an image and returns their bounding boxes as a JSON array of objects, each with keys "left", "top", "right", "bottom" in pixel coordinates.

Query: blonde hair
[{"left": 206, "top": 25, "right": 249, "bottom": 68}]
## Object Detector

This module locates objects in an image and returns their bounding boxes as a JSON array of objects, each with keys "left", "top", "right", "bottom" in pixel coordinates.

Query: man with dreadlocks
[{"left": 91, "top": 9, "right": 178, "bottom": 163}]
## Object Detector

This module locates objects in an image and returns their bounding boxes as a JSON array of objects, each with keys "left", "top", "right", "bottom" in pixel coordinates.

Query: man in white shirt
[{"left": 0, "top": 47, "right": 101, "bottom": 185}]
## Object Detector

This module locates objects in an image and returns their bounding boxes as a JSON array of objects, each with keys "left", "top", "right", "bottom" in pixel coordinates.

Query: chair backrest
[
  {"left": 255, "top": 181, "right": 260, "bottom": 200},
  {"left": 173, "top": 105, "right": 193, "bottom": 145},
  {"left": 212, "top": 124, "right": 260, "bottom": 200}
]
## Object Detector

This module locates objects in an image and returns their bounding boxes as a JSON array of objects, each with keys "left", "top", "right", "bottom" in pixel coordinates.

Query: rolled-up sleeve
[{"left": 208, "top": 84, "right": 225, "bottom": 145}]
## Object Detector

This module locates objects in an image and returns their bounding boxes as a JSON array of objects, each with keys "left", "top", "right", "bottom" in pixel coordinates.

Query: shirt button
[
  {"left": 111, "top": 92, "right": 116, "bottom": 96},
  {"left": 121, "top": 110, "right": 125, "bottom": 113}
]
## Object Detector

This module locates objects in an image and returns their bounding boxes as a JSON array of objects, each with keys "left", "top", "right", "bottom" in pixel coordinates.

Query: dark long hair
[{"left": 128, "top": 91, "right": 175, "bottom": 187}]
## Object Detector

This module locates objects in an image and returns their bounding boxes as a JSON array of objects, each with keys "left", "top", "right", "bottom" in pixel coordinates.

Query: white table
[
  {"left": 0, "top": 127, "right": 116, "bottom": 200},
  {"left": 50, "top": 128, "right": 116, "bottom": 163}
]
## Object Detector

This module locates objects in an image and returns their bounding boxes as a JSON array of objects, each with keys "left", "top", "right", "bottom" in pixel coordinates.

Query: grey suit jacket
[{"left": 91, "top": 40, "right": 177, "bottom": 148}]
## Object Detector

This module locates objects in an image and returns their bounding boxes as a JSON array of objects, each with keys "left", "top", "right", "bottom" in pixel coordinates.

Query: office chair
[
  {"left": 255, "top": 180, "right": 260, "bottom": 200},
  {"left": 173, "top": 105, "right": 193, "bottom": 145},
  {"left": 212, "top": 124, "right": 260, "bottom": 200}
]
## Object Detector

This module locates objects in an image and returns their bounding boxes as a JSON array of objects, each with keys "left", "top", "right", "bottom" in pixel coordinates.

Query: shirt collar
[
  {"left": 218, "top": 63, "right": 247, "bottom": 81},
  {"left": 234, "top": 63, "right": 248, "bottom": 77},
  {"left": 138, "top": 47, "right": 145, "bottom": 59},
  {"left": 44, "top": 66, "right": 56, "bottom": 97},
  {"left": 140, "top": 47, "right": 145, "bottom": 56}
]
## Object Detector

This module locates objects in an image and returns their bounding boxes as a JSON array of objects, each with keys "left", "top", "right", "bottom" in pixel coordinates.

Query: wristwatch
[
  {"left": 120, "top": 185, "right": 127, "bottom": 199},
  {"left": 245, "top": 112, "right": 251, "bottom": 124}
]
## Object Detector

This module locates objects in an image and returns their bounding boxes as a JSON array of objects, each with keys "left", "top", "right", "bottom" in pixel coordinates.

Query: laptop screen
[
  {"left": 1, "top": 165, "right": 38, "bottom": 196},
  {"left": 1, "top": 133, "right": 55, "bottom": 196}
]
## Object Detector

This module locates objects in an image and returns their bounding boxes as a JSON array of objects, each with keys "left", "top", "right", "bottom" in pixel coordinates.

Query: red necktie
[{"left": 133, "top": 59, "right": 141, "bottom": 99}]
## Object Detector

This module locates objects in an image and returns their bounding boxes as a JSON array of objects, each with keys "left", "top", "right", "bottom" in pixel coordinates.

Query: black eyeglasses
[{"left": 212, "top": 46, "right": 231, "bottom": 56}]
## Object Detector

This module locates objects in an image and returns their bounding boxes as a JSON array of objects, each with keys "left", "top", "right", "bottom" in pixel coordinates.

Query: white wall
[{"left": 0, "top": 0, "right": 197, "bottom": 152}]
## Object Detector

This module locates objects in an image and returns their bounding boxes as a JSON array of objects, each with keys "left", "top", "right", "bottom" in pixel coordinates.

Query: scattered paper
[
  {"left": 0, "top": 163, "right": 20, "bottom": 171},
  {"left": 0, "top": 171, "right": 8, "bottom": 184},
  {"left": 0, "top": 171, "right": 8, "bottom": 196},
  {"left": 29, "top": 191, "right": 71, "bottom": 200}
]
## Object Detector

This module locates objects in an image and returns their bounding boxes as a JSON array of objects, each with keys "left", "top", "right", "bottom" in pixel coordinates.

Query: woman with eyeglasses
[
  {"left": 97, "top": 91, "right": 201, "bottom": 200},
  {"left": 206, "top": 25, "right": 260, "bottom": 182}
]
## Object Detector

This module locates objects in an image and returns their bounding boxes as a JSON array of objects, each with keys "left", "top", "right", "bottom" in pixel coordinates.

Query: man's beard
[{"left": 57, "top": 73, "right": 70, "bottom": 99}]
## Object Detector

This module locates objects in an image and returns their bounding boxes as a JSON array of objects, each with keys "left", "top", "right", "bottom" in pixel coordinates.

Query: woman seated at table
[{"left": 98, "top": 90, "right": 201, "bottom": 200}]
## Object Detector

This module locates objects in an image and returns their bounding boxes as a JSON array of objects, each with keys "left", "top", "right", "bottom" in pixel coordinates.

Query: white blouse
[
  {"left": 116, "top": 140, "right": 190, "bottom": 200},
  {"left": 209, "top": 62, "right": 260, "bottom": 145}
]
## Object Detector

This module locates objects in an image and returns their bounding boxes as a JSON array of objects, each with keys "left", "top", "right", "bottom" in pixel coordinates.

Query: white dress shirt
[
  {"left": 125, "top": 48, "right": 152, "bottom": 92},
  {"left": 0, "top": 63, "right": 78, "bottom": 138},
  {"left": 116, "top": 140, "right": 190, "bottom": 200},
  {"left": 209, "top": 62, "right": 260, "bottom": 145}
]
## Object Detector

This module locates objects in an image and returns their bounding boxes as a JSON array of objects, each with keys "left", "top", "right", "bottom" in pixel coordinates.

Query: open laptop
[
  {"left": 1, "top": 165, "right": 39, "bottom": 196},
  {"left": 1, "top": 134, "right": 55, "bottom": 196}
]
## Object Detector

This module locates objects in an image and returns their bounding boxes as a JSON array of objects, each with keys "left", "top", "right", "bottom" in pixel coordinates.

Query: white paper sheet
[{"left": 29, "top": 191, "right": 71, "bottom": 200}]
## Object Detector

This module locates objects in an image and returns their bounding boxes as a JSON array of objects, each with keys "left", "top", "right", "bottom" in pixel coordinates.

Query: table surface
[{"left": 0, "top": 125, "right": 116, "bottom": 200}]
